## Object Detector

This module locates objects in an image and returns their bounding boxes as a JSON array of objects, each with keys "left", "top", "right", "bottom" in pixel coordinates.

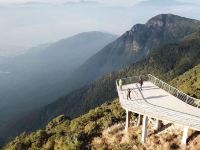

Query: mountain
[
  {"left": 34, "top": 29, "right": 200, "bottom": 124},
  {"left": 65, "top": 14, "right": 200, "bottom": 91},
  {"left": 0, "top": 31, "right": 117, "bottom": 120},
  {"left": 4, "top": 48, "right": 200, "bottom": 149},
  {"left": 0, "top": 32, "right": 117, "bottom": 146},
  {"left": 2, "top": 28, "right": 200, "bottom": 147},
  {"left": 183, "top": 30, "right": 200, "bottom": 41},
  {"left": 1, "top": 14, "right": 200, "bottom": 146}
]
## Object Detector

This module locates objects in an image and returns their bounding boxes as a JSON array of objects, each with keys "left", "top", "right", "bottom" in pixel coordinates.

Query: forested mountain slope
[
  {"left": 0, "top": 31, "right": 117, "bottom": 146},
  {"left": 65, "top": 14, "right": 200, "bottom": 90},
  {"left": 3, "top": 100, "right": 125, "bottom": 150},
  {"left": 1, "top": 14, "right": 200, "bottom": 147},
  {"left": 0, "top": 31, "right": 117, "bottom": 117},
  {"left": 38, "top": 30, "right": 200, "bottom": 122},
  {"left": 171, "top": 64, "right": 200, "bottom": 98},
  {"left": 2, "top": 30, "right": 200, "bottom": 146}
]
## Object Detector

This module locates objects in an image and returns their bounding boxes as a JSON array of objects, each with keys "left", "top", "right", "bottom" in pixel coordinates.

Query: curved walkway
[{"left": 118, "top": 81, "right": 200, "bottom": 131}]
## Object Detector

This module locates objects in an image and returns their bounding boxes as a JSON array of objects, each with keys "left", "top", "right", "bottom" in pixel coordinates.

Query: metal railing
[
  {"left": 116, "top": 74, "right": 200, "bottom": 108},
  {"left": 116, "top": 75, "right": 148, "bottom": 86},
  {"left": 148, "top": 74, "right": 200, "bottom": 108}
]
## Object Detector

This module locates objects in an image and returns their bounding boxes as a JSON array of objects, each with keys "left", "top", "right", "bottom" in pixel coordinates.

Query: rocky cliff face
[
  {"left": 69, "top": 14, "right": 200, "bottom": 86},
  {"left": 123, "top": 14, "right": 200, "bottom": 56}
]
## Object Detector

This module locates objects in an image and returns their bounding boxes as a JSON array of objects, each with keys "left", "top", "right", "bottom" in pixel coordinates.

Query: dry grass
[
  {"left": 91, "top": 123, "right": 127, "bottom": 149},
  {"left": 91, "top": 122, "right": 145, "bottom": 149},
  {"left": 187, "top": 134, "right": 200, "bottom": 150},
  {"left": 91, "top": 119, "right": 200, "bottom": 150}
]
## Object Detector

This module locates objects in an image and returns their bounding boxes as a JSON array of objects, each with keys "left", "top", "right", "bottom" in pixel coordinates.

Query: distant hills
[
  {"left": 0, "top": 31, "right": 117, "bottom": 117},
  {"left": 0, "top": 31, "right": 117, "bottom": 146},
  {"left": 1, "top": 14, "right": 200, "bottom": 147}
]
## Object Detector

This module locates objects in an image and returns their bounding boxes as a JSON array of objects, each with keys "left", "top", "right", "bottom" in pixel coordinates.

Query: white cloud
[{"left": 0, "top": 0, "right": 145, "bottom": 6}]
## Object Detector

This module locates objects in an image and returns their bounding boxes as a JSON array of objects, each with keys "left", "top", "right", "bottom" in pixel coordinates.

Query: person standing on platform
[
  {"left": 139, "top": 76, "right": 143, "bottom": 90},
  {"left": 127, "top": 88, "right": 131, "bottom": 100},
  {"left": 119, "top": 79, "right": 123, "bottom": 90}
]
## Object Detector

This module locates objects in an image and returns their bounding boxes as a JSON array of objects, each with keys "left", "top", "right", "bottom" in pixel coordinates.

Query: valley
[{"left": 1, "top": 13, "right": 200, "bottom": 149}]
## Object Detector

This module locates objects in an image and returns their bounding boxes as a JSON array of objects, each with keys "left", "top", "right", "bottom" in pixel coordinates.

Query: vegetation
[
  {"left": 2, "top": 31, "right": 200, "bottom": 147},
  {"left": 39, "top": 31, "right": 200, "bottom": 120},
  {"left": 1, "top": 14, "right": 200, "bottom": 145},
  {"left": 3, "top": 47, "right": 200, "bottom": 149},
  {"left": 170, "top": 64, "right": 200, "bottom": 99},
  {"left": 3, "top": 100, "right": 126, "bottom": 150},
  {"left": 4, "top": 99, "right": 200, "bottom": 150}
]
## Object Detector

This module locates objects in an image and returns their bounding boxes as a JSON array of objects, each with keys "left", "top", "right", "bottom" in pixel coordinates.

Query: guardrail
[
  {"left": 116, "top": 75, "right": 148, "bottom": 86},
  {"left": 147, "top": 74, "right": 200, "bottom": 108},
  {"left": 116, "top": 74, "right": 200, "bottom": 108}
]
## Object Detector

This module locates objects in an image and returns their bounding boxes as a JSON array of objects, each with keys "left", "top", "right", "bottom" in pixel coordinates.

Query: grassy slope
[
  {"left": 170, "top": 64, "right": 200, "bottom": 98},
  {"left": 4, "top": 99, "right": 200, "bottom": 150},
  {"left": 3, "top": 100, "right": 126, "bottom": 150}
]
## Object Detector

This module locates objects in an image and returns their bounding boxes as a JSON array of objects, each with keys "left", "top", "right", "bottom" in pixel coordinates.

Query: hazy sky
[
  {"left": 0, "top": 0, "right": 144, "bottom": 6},
  {"left": 0, "top": 0, "right": 200, "bottom": 56}
]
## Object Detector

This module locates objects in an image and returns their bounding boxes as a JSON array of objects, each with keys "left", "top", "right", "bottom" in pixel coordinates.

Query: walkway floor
[{"left": 118, "top": 81, "right": 200, "bottom": 131}]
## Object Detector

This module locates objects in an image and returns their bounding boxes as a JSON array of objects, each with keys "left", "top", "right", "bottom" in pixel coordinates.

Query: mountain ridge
[
  {"left": 1, "top": 14, "right": 200, "bottom": 147},
  {"left": 0, "top": 31, "right": 117, "bottom": 113},
  {"left": 64, "top": 14, "right": 200, "bottom": 91},
  {"left": 2, "top": 28, "right": 200, "bottom": 147},
  {"left": 0, "top": 31, "right": 117, "bottom": 146}
]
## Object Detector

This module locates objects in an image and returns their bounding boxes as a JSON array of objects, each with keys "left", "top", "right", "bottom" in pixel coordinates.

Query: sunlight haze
[{"left": 0, "top": 0, "right": 199, "bottom": 56}]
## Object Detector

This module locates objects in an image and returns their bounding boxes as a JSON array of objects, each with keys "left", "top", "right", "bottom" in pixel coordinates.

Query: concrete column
[
  {"left": 137, "top": 114, "right": 142, "bottom": 126},
  {"left": 125, "top": 110, "right": 131, "bottom": 132},
  {"left": 154, "top": 119, "right": 161, "bottom": 130},
  {"left": 182, "top": 126, "right": 189, "bottom": 145},
  {"left": 141, "top": 115, "right": 148, "bottom": 143}
]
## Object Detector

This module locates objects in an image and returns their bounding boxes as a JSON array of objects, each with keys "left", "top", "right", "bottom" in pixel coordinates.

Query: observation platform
[{"left": 116, "top": 75, "right": 200, "bottom": 145}]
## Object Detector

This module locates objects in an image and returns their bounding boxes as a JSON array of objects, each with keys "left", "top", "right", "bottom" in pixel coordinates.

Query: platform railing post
[
  {"left": 181, "top": 126, "right": 189, "bottom": 145},
  {"left": 154, "top": 119, "right": 161, "bottom": 130},
  {"left": 141, "top": 115, "right": 148, "bottom": 143},
  {"left": 125, "top": 110, "right": 131, "bottom": 132},
  {"left": 186, "top": 95, "right": 189, "bottom": 103},
  {"left": 137, "top": 114, "right": 142, "bottom": 126}
]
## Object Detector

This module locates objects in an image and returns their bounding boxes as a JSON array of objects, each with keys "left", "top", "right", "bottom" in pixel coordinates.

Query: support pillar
[
  {"left": 141, "top": 115, "right": 148, "bottom": 143},
  {"left": 137, "top": 114, "right": 142, "bottom": 126},
  {"left": 182, "top": 126, "right": 189, "bottom": 145},
  {"left": 154, "top": 119, "right": 161, "bottom": 130},
  {"left": 125, "top": 110, "right": 131, "bottom": 132}
]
